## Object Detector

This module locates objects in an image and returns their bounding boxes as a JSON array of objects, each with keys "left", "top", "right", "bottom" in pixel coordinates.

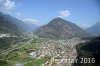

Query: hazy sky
[{"left": 0, "top": 0, "right": 100, "bottom": 28}]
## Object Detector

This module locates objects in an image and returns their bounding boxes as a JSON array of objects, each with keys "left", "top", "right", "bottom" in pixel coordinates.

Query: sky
[{"left": 0, "top": 0, "right": 100, "bottom": 28}]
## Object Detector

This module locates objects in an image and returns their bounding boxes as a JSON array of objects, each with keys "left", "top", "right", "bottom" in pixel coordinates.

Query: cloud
[
  {"left": 58, "top": 10, "right": 70, "bottom": 17},
  {"left": 23, "top": 18, "right": 39, "bottom": 25},
  {"left": 0, "top": 0, "right": 15, "bottom": 10},
  {"left": 15, "top": 12, "right": 39, "bottom": 25}
]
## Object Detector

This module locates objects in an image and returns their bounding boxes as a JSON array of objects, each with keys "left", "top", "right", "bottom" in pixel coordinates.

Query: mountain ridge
[
  {"left": 86, "top": 21, "right": 100, "bottom": 36},
  {"left": 34, "top": 18, "right": 90, "bottom": 39},
  {"left": 0, "top": 12, "right": 22, "bottom": 36},
  {"left": 0, "top": 12, "right": 37, "bottom": 36}
]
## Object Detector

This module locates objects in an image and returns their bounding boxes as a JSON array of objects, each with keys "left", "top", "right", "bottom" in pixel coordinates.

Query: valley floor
[{"left": 0, "top": 37, "right": 86, "bottom": 66}]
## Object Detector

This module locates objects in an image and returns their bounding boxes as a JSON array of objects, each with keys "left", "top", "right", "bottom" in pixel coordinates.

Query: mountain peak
[
  {"left": 53, "top": 17, "right": 65, "bottom": 20},
  {"left": 50, "top": 17, "right": 67, "bottom": 22},
  {"left": 34, "top": 18, "right": 90, "bottom": 39},
  {"left": 48, "top": 17, "right": 70, "bottom": 26}
]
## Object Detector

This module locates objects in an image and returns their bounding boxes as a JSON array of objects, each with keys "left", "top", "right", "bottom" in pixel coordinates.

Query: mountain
[
  {"left": 86, "top": 21, "right": 100, "bottom": 36},
  {"left": 0, "top": 12, "right": 37, "bottom": 36},
  {"left": 34, "top": 18, "right": 90, "bottom": 39},
  {"left": 75, "top": 36, "right": 100, "bottom": 66},
  {"left": 0, "top": 12, "right": 22, "bottom": 36}
]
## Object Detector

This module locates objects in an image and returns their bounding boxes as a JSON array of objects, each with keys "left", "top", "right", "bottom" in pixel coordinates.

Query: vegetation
[
  {"left": 24, "top": 56, "right": 49, "bottom": 66},
  {"left": 0, "top": 38, "right": 37, "bottom": 66},
  {"left": 75, "top": 36, "right": 100, "bottom": 66},
  {"left": 0, "top": 37, "right": 22, "bottom": 49}
]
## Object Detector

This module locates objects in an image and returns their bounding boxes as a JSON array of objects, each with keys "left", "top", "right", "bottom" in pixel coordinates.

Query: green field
[{"left": 24, "top": 57, "right": 49, "bottom": 66}]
